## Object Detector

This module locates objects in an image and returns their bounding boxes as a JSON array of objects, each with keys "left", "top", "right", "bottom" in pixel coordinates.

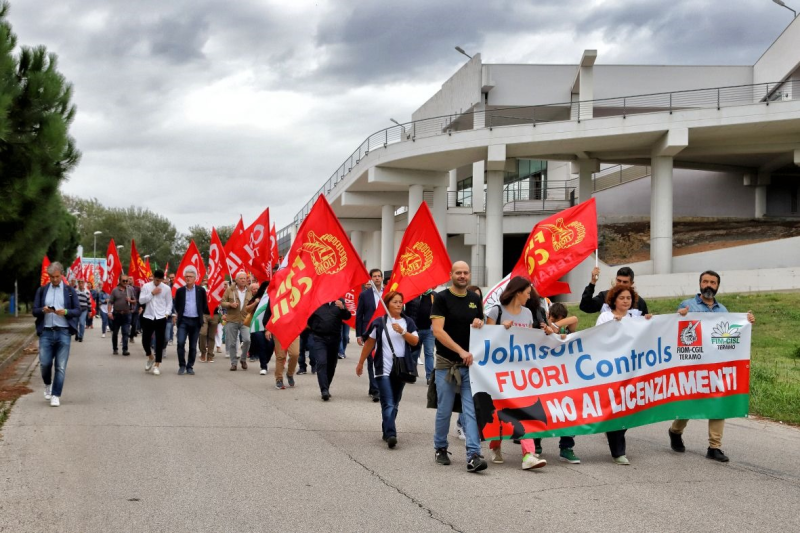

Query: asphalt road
[{"left": 1, "top": 327, "right": 799, "bottom": 532}]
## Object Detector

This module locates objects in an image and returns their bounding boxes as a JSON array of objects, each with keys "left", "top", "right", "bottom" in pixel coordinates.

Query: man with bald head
[
  {"left": 221, "top": 271, "right": 255, "bottom": 370},
  {"left": 430, "top": 261, "right": 487, "bottom": 473}
]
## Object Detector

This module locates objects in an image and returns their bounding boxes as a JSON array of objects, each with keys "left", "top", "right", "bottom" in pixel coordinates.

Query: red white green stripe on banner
[{"left": 469, "top": 313, "right": 752, "bottom": 440}]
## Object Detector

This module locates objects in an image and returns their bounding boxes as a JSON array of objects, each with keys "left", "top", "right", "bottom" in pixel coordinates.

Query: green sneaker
[{"left": 559, "top": 448, "right": 581, "bottom": 464}]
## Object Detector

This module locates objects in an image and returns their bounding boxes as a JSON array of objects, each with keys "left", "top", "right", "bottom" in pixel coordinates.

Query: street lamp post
[
  {"left": 773, "top": 0, "right": 798, "bottom": 17},
  {"left": 93, "top": 231, "right": 102, "bottom": 259},
  {"left": 455, "top": 46, "right": 473, "bottom": 59}
]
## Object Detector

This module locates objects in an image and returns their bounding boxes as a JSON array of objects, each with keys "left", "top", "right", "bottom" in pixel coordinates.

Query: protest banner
[{"left": 469, "top": 313, "right": 751, "bottom": 440}]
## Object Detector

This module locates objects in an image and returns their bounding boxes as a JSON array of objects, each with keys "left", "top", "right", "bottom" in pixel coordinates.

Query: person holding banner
[
  {"left": 596, "top": 284, "right": 652, "bottom": 465},
  {"left": 356, "top": 291, "right": 420, "bottom": 449},
  {"left": 431, "top": 261, "right": 488, "bottom": 473},
  {"left": 581, "top": 267, "right": 649, "bottom": 316},
  {"left": 484, "top": 276, "right": 549, "bottom": 470},
  {"left": 668, "top": 270, "right": 756, "bottom": 463}
]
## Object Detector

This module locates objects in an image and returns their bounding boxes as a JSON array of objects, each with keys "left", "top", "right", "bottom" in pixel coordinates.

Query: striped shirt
[{"left": 77, "top": 289, "right": 92, "bottom": 311}]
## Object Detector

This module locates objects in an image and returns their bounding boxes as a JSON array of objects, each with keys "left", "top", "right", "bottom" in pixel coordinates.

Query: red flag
[
  {"left": 128, "top": 240, "right": 148, "bottom": 287},
  {"left": 82, "top": 263, "right": 94, "bottom": 284},
  {"left": 66, "top": 256, "right": 82, "bottom": 283},
  {"left": 40, "top": 256, "right": 51, "bottom": 286},
  {"left": 207, "top": 228, "right": 228, "bottom": 314},
  {"left": 343, "top": 284, "right": 360, "bottom": 328},
  {"left": 172, "top": 240, "right": 207, "bottom": 297},
  {"left": 371, "top": 202, "right": 451, "bottom": 323},
  {"left": 144, "top": 257, "right": 153, "bottom": 278},
  {"left": 269, "top": 224, "right": 279, "bottom": 278},
  {"left": 103, "top": 239, "right": 122, "bottom": 293},
  {"left": 224, "top": 217, "right": 248, "bottom": 278},
  {"left": 267, "top": 196, "right": 370, "bottom": 346},
  {"left": 511, "top": 198, "right": 598, "bottom": 297},
  {"left": 244, "top": 208, "right": 270, "bottom": 282},
  {"left": 164, "top": 262, "right": 170, "bottom": 276}
]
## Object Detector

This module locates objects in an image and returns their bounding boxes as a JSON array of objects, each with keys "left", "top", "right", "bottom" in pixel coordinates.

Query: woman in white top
[
  {"left": 356, "top": 291, "right": 419, "bottom": 449},
  {"left": 595, "top": 284, "right": 652, "bottom": 465},
  {"left": 485, "top": 276, "right": 547, "bottom": 471}
]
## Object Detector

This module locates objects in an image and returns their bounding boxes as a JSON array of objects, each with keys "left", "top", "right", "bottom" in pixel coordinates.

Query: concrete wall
[
  {"left": 592, "top": 66, "right": 753, "bottom": 100},
  {"left": 447, "top": 235, "right": 472, "bottom": 264},
  {"left": 412, "top": 55, "right": 483, "bottom": 121},
  {"left": 754, "top": 15, "right": 800, "bottom": 86},
  {"left": 767, "top": 176, "right": 800, "bottom": 217},
  {"left": 482, "top": 64, "right": 576, "bottom": 106},
  {"left": 595, "top": 169, "right": 755, "bottom": 221}
]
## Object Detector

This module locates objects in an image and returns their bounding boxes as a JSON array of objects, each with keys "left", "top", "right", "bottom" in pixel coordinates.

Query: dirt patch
[
  {"left": 0, "top": 384, "right": 33, "bottom": 402},
  {"left": 600, "top": 219, "right": 800, "bottom": 265}
]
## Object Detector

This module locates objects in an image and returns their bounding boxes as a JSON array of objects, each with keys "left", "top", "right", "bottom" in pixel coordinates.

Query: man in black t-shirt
[{"left": 430, "top": 261, "right": 487, "bottom": 473}]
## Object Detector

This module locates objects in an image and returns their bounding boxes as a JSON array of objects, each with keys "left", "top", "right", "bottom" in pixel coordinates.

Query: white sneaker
[
  {"left": 50, "top": 396, "right": 60, "bottom": 407},
  {"left": 522, "top": 453, "right": 547, "bottom": 470},
  {"left": 153, "top": 366, "right": 161, "bottom": 376},
  {"left": 491, "top": 449, "right": 504, "bottom": 464},
  {"left": 102, "top": 333, "right": 106, "bottom": 338},
  {"left": 145, "top": 358, "right": 155, "bottom": 372},
  {"left": 260, "top": 369, "right": 267, "bottom": 375},
  {"left": 44, "top": 385, "right": 52, "bottom": 400},
  {"left": 456, "top": 424, "right": 466, "bottom": 441}
]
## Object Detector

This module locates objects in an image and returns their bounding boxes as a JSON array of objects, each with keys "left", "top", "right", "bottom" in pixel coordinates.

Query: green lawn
[{"left": 566, "top": 292, "right": 800, "bottom": 425}]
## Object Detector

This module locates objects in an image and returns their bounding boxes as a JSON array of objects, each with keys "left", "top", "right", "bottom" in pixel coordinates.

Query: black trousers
[
  {"left": 141, "top": 317, "right": 167, "bottom": 363},
  {"left": 606, "top": 430, "right": 627, "bottom": 458},
  {"left": 110, "top": 313, "right": 130, "bottom": 352},
  {"left": 177, "top": 317, "right": 202, "bottom": 370},
  {"left": 250, "top": 331, "right": 275, "bottom": 370},
  {"left": 312, "top": 335, "right": 339, "bottom": 393}
]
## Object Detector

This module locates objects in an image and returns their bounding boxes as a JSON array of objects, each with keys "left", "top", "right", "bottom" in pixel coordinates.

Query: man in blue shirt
[{"left": 668, "top": 270, "right": 756, "bottom": 462}]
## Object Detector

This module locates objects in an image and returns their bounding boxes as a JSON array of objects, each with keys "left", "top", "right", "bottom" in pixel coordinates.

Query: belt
[{"left": 43, "top": 326, "right": 68, "bottom": 331}]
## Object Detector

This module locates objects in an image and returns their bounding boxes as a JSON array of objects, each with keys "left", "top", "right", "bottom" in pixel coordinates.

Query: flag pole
[
  {"left": 370, "top": 280, "right": 393, "bottom": 323},
  {"left": 595, "top": 249, "right": 599, "bottom": 267}
]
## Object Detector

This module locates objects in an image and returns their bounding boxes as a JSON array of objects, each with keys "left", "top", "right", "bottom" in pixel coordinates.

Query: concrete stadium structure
[{"left": 279, "top": 16, "right": 800, "bottom": 298}]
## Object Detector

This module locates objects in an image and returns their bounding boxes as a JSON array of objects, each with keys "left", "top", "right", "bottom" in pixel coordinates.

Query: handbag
[{"left": 382, "top": 318, "right": 418, "bottom": 384}]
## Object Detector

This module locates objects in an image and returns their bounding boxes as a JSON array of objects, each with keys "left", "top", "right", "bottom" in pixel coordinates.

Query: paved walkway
[{"left": 1, "top": 326, "right": 799, "bottom": 532}]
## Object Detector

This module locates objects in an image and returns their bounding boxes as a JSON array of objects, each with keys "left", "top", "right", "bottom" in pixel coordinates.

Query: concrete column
[
  {"left": 350, "top": 230, "right": 363, "bottom": 261},
  {"left": 576, "top": 159, "right": 598, "bottom": 203},
  {"left": 448, "top": 169, "right": 458, "bottom": 208},
  {"left": 472, "top": 160, "right": 485, "bottom": 213},
  {"left": 474, "top": 103, "right": 486, "bottom": 129},
  {"left": 755, "top": 186, "right": 767, "bottom": 218},
  {"left": 471, "top": 244, "right": 485, "bottom": 287},
  {"left": 381, "top": 205, "right": 395, "bottom": 272},
  {"left": 579, "top": 65, "right": 594, "bottom": 120},
  {"left": 408, "top": 184, "right": 424, "bottom": 221},
  {"left": 433, "top": 185, "right": 448, "bottom": 245},
  {"left": 650, "top": 156, "right": 674, "bottom": 275},
  {"left": 485, "top": 170, "right": 504, "bottom": 286},
  {"left": 371, "top": 230, "right": 381, "bottom": 270}
]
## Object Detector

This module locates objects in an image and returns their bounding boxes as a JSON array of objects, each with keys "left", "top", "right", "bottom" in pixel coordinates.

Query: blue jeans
[
  {"left": 375, "top": 374, "right": 406, "bottom": 439},
  {"left": 177, "top": 317, "right": 202, "bottom": 369},
  {"left": 111, "top": 313, "right": 130, "bottom": 352},
  {"left": 367, "top": 355, "right": 379, "bottom": 397},
  {"left": 167, "top": 320, "right": 174, "bottom": 343},
  {"left": 417, "top": 329, "right": 435, "bottom": 381},
  {"left": 100, "top": 311, "right": 109, "bottom": 334},
  {"left": 298, "top": 331, "right": 315, "bottom": 372},
  {"left": 39, "top": 328, "right": 71, "bottom": 397},
  {"left": 339, "top": 323, "right": 350, "bottom": 355},
  {"left": 77, "top": 309, "right": 88, "bottom": 339},
  {"left": 435, "top": 367, "right": 481, "bottom": 458}
]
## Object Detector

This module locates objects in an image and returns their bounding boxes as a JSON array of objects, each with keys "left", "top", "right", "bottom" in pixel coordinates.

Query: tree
[{"left": 0, "top": 2, "right": 80, "bottom": 294}]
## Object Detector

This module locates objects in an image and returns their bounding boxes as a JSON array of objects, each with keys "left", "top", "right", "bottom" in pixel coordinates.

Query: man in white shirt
[{"left": 139, "top": 269, "right": 173, "bottom": 375}]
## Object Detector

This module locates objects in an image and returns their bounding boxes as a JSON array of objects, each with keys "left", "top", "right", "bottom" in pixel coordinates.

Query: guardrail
[
  {"left": 287, "top": 78, "right": 799, "bottom": 229},
  {"left": 593, "top": 165, "right": 651, "bottom": 192}
]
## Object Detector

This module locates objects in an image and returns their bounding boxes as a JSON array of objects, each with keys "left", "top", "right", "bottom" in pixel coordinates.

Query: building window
[
  {"left": 504, "top": 160, "right": 547, "bottom": 202},
  {"left": 457, "top": 177, "right": 472, "bottom": 207}
]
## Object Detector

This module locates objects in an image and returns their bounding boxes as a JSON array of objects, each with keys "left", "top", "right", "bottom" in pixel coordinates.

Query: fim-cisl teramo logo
[
  {"left": 677, "top": 320, "right": 703, "bottom": 360},
  {"left": 711, "top": 321, "right": 742, "bottom": 350}
]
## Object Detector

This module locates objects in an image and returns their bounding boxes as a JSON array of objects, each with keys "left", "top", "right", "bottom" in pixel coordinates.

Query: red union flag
[
  {"left": 224, "top": 217, "right": 248, "bottom": 278},
  {"left": 266, "top": 196, "right": 369, "bottom": 346},
  {"left": 244, "top": 208, "right": 270, "bottom": 282},
  {"left": 343, "top": 284, "right": 360, "bottom": 328},
  {"left": 269, "top": 223, "right": 279, "bottom": 279},
  {"left": 144, "top": 257, "right": 153, "bottom": 278},
  {"left": 372, "top": 202, "right": 451, "bottom": 322},
  {"left": 129, "top": 240, "right": 148, "bottom": 287},
  {"left": 207, "top": 228, "right": 228, "bottom": 314},
  {"left": 511, "top": 198, "right": 597, "bottom": 297},
  {"left": 172, "top": 240, "right": 207, "bottom": 297},
  {"left": 40, "top": 256, "right": 51, "bottom": 286},
  {"left": 103, "top": 239, "right": 122, "bottom": 293},
  {"left": 66, "top": 256, "right": 82, "bottom": 283}
]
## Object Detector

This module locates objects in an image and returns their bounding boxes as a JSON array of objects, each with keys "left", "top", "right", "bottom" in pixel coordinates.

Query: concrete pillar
[
  {"left": 579, "top": 65, "right": 594, "bottom": 120},
  {"left": 350, "top": 230, "right": 363, "bottom": 262},
  {"left": 472, "top": 160, "right": 485, "bottom": 213},
  {"left": 650, "top": 156, "right": 674, "bottom": 275},
  {"left": 471, "top": 244, "right": 485, "bottom": 287},
  {"left": 755, "top": 186, "right": 767, "bottom": 218},
  {"left": 371, "top": 230, "right": 381, "bottom": 270},
  {"left": 381, "top": 205, "right": 395, "bottom": 272},
  {"left": 433, "top": 185, "right": 448, "bottom": 245},
  {"left": 408, "top": 184, "right": 424, "bottom": 222},
  {"left": 448, "top": 169, "right": 458, "bottom": 208},
  {"left": 485, "top": 170, "right": 504, "bottom": 286},
  {"left": 577, "top": 159, "right": 598, "bottom": 203},
  {"left": 474, "top": 103, "right": 486, "bottom": 129}
]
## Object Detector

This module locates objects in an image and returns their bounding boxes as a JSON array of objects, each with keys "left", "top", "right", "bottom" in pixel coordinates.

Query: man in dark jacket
[
  {"left": 32, "top": 261, "right": 81, "bottom": 407},
  {"left": 355, "top": 268, "right": 383, "bottom": 402},
  {"left": 309, "top": 299, "right": 352, "bottom": 401},
  {"left": 579, "top": 266, "right": 649, "bottom": 315},
  {"left": 404, "top": 290, "right": 434, "bottom": 382},
  {"left": 173, "top": 267, "right": 210, "bottom": 375}
]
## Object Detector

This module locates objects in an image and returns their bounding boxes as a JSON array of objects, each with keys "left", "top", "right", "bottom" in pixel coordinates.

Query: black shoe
[
  {"left": 122, "top": 351, "right": 130, "bottom": 356},
  {"left": 387, "top": 436, "right": 398, "bottom": 449},
  {"left": 668, "top": 429, "right": 685, "bottom": 453},
  {"left": 321, "top": 391, "right": 331, "bottom": 401},
  {"left": 311, "top": 368, "right": 316, "bottom": 374},
  {"left": 467, "top": 453, "right": 488, "bottom": 473},
  {"left": 706, "top": 448, "right": 729, "bottom": 462},
  {"left": 297, "top": 370, "right": 307, "bottom": 375},
  {"left": 435, "top": 447, "right": 451, "bottom": 465},
  {"left": 370, "top": 393, "right": 380, "bottom": 403},
  {"left": 178, "top": 367, "right": 186, "bottom": 375},
  {"left": 113, "top": 350, "right": 119, "bottom": 355}
]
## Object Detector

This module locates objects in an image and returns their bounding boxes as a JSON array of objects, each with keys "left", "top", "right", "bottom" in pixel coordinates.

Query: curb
[{"left": 0, "top": 330, "right": 37, "bottom": 376}]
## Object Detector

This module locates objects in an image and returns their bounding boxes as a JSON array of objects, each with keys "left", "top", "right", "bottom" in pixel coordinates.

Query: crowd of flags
[{"left": 41, "top": 198, "right": 598, "bottom": 345}]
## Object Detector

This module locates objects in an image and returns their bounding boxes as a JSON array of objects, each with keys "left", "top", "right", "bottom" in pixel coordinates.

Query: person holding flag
[
  {"left": 308, "top": 299, "right": 352, "bottom": 401},
  {"left": 221, "top": 272, "right": 256, "bottom": 371}
]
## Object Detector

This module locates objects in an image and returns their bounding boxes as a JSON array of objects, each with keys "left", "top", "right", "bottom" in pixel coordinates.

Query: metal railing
[
  {"left": 288, "top": 79, "right": 799, "bottom": 228},
  {"left": 593, "top": 165, "right": 651, "bottom": 192}
]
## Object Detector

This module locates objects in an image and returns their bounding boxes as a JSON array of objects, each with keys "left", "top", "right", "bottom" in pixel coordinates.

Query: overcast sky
[{"left": 9, "top": 0, "right": 792, "bottom": 234}]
